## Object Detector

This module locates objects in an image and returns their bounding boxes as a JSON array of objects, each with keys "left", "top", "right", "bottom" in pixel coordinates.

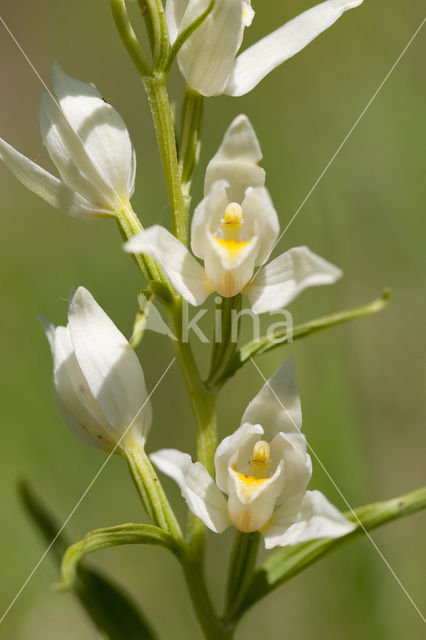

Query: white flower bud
[
  {"left": 1, "top": 63, "right": 136, "bottom": 219},
  {"left": 43, "top": 287, "right": 152, "bottom": 453}
]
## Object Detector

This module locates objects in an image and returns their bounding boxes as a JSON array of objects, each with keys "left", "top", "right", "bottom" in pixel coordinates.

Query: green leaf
[
  {"left": 233, "top": 486, "right": 426, "bottom": 622},
  {"left": 19, "top": 482, "right": 161, "bottom": 640},
  {"left": 60, "top": 523, "right": 181, "bottom": 589},
  {"left": 215, "top": 289, "right": 390, "bottom": 387}
]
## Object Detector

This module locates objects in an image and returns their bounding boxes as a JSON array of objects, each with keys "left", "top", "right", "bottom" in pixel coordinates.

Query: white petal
[
  {"left": 241, "top": 187, "right": 279, "bottom": 265},
  {"left": 39, "top": 93, "right": 108, "bottom": 208},
  {"left": 51, "top": 63, "right": 135, "bottom": 206},
  {"left": 191, "top": 180, "right": 230, "bottom": 260},
  {"left": 270, "top": 432, "right": 312, "bottom": 502},
  {"left": 42, "top": 320, "right": 116, "bottom": 451},
  {"left": 176, "top": 0, "right": 245, "bottom": 96},
  {"left": 263, "top": 490, "right": 355, "bottom": 548},
  {"left": 150, "top": 449, "right": 230, "bottom": 533},
  {"left": 214, "top": 423, "right": 264, "bottom": 492},
  {"left": 227, "top": 455, "right": 285, "bottom": 532},
  {"left": 226, "top": 0, "right": 365, "bottom": 96},
  {"left": 0, "top": 138, "right": 110, "bottom": 219},
  {"left": 204, "top": 115, "right": 265, "bottom": 202},
  {"left": 125, "top": 226, "right": 213, "bottom": 306},
  {"left": 245, "top": 246, "right": 342, "bottom": 314},
  {"left": 39, "top": 91, "right": 118, "bottom": 209},
  {"left": 241, "top": 357, "right": 302, "bottom": 439},
  {"left": 68, "top": 287, "right": 152, "bottom": 446}
]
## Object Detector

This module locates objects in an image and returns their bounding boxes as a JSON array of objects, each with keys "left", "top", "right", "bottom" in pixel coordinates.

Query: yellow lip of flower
[
  {"left": 232, "top": 441, "right": 272, "bottom": 499},
  {"left": 232, "top": 464, "right": 268, "bottom": 500}
]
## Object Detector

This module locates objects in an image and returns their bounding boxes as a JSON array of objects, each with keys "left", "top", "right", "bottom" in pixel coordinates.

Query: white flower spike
[
  {"left": 151, "top": 357, "right": 354, "bottom": 547},
  {"left": 43, "top": 287, "right": 152, "bottom": 453},
  {"left": 0, "top": 63, "right": 136, "bottom": 219},
  {"left": 125, "top": 115, "right": 342, "bottom": 313},
  {"left": 166, "top": 0, "right": 364, "bottom": 96}
]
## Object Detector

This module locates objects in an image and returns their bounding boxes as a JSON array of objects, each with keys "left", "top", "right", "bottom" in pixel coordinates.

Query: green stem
[
  {"left": 116, "top": 206, "right": 161, "bottom": 281},
  {"left": 223, "top": 532, "right": 260, "bottom": 627},
  {"left": 144, "top": 76, "right": 188, "bottom": 244},
  {"left": 144, "top": 0, "right": 169, "bottom": 68},
  {"left": 179, "top": 87, "right": 204, "bottom": 211},
  {"left": 182, "top": 557, "right": 234, "bottom": 640},
  {"left": 126, "top": 443, "right": 183, "bottom": 543},
  {"left": 168, "top": 301, "right": 218, "bottom": 557},
  {"left": 207, "top": 295, "right": 241, "bottom": 389},
  {"left": 110, "top": 0, "right": 152, "bottom": 77}
]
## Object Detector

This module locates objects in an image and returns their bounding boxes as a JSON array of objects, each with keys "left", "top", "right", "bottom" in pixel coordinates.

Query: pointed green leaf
[
  {"left": 19, "top": 482, "right": 161, "bottom": 640},
  {"left": 234, "top": 487, "right": 426, "bottom": 621},
  {"left": 214, "top": 289, "right": 390, "bottom": 388},
  {"left": 60, "top": 523, "right": 181, "bottom": 589}
]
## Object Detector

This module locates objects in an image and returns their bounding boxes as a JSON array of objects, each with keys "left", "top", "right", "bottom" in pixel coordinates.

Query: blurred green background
[{"left": 1, "top": 1, "right": 425, "bottom": 638}]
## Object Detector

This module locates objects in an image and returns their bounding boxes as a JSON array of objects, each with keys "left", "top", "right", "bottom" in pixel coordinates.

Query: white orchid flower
[
  {"left": 0, "top": 63, "right": 136, "bottom": 219},
  {"left": 166, "top": 0, "right": 364, "bottom": 96},
  {"left": 125, "top": 115, "right": 341, "bottom": 313},
  {"left": 151, "top": 357, "right": 354, "bottom": 547},
  {"left": 43, "top": 287, "right": 152, "bottom": 453}
]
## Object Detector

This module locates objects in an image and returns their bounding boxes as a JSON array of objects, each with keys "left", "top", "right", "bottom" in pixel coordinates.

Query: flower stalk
[
  {"left": 126, "top": 443, "right": 183, "bottom": 542},
  {"left": 144, "top": 75, "right": 189, "bottom": 244}
]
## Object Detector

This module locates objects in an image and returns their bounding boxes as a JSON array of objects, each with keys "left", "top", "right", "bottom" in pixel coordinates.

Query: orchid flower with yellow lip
[
  {"left": 151, "top": 357, "right": 354, "bottom": 547},
  {"left": 166, "top": 0, "right": 364, "bottom": 97},
  {"left": 0, "top": 63, "right": 136, "bottom": 219},
  {"left": 43, "top": 287, "right": 152, "bottom": 453},
  {"left": 125, "top": 114, "right": 342, "bottom": 313}
]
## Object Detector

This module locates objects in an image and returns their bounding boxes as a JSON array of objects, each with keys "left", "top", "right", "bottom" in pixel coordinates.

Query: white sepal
[
  {"left": 150, "top": 449, "right": 230, "bottom": 533},
  {"left": 68, "top": 287, "right": 152, "bottom": 445},
  {"left": 0, "top": 138, "right": 110, "bottom": 219},
  {"left": 241, "top": 357, "right": 302, "bottom": 439},
  {"left": 263, "top": 490, "right": 355, "bottom": 548},
  {"left": 50, "top": 62, "right": 135, "bottom": 205},
  {"left": 1, "top": 63, "right": 136, "bottom": 218},
  {"left": 204, "top": 114, "right": 265, "bottom": 202},
  {"left": 43, "top": 320, "right": 115, "bottom": 450},
  {"left": 124, "top": 225, "right": 213, "bottom": 306},
  {"left": 171, "top": 0, "right": 245, "bottom": 97},
  {"left": 225, "top": 0, "right": 365, "bottom": 96},
  {"left": 245, "top": 246, "right": 342, "bottom": 314}
]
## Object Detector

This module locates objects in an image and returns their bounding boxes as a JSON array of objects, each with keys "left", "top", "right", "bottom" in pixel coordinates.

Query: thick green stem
[
  {"left": 169, "top": 302, "right": 218, "bottom": 472},
  {"left": 126, "top": 443, "right": 183, "bottom": 543},
  {"left": 144, "top": 76, "right": 188, "bottom": 244},
  {"left": 182, "top": 557, "right": 234, "bottom": 640},
  {"left": 168, "top": 301, "right": 218, "bottom": 557}
]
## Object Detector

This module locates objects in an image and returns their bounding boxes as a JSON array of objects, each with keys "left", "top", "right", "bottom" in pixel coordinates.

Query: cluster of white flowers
[{"left": 0, "top": 0, "right": 365, "bottom": 548}]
